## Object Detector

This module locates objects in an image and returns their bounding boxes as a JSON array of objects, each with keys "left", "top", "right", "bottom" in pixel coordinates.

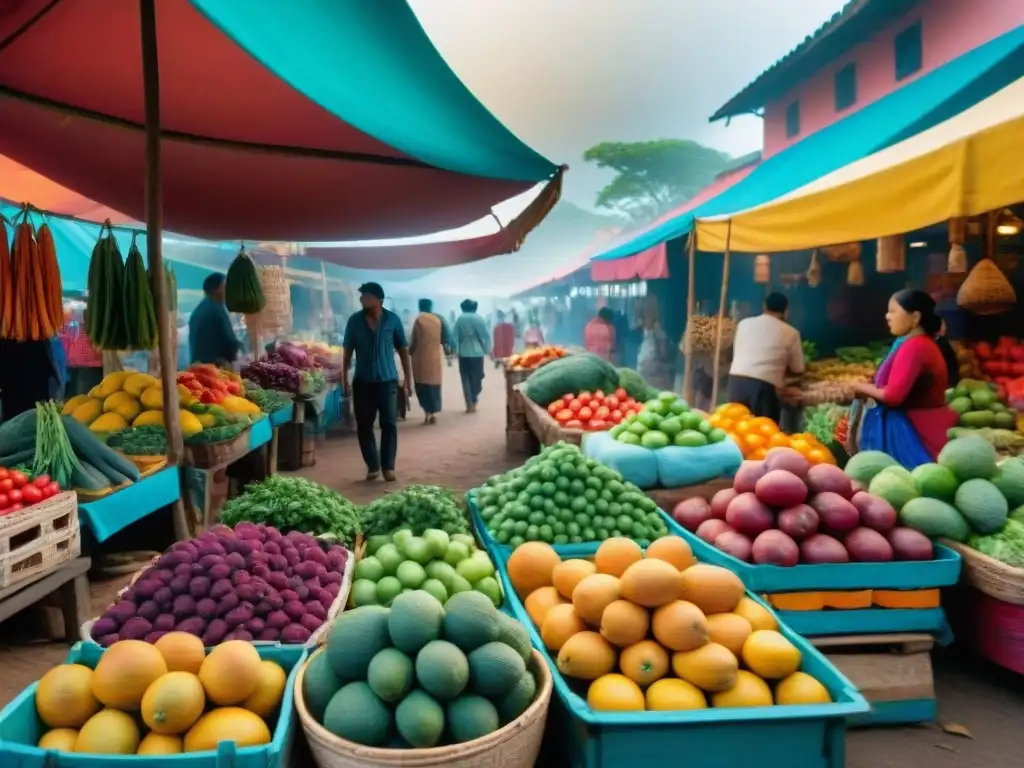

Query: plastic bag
[
  {"left": 582, "top": 432, "right": 659, "bottom": 489},
  {"left": 654, "top": 440, "right": 743, "bottom": 489}
]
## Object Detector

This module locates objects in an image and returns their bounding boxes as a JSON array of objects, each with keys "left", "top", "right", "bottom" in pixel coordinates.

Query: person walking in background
[
  {"left": 341, "top": 282, "right": 413, "bottom": 482},
  {"left": 454, "top": 299, "right": 490, "bottom": 413},
  {"left": 189, "top": 273, "right": 242, "bottom": 366},
  {"left": 523, "top": 310, "right": 545, "bottom": 347},
  {"left": 409, "top": 298, "right": 445, "bottom": 425},
  {"left": 727, "top": 292, "right": 804, "bottom": 422},
  {"left": 584, "top": 307, "right": 617, "bottom": 362},
  {"left": 491, "top": 310, "right": 515, "bottom": 369}
]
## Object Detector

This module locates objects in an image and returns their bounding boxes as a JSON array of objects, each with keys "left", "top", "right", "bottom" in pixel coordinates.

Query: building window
[
  {"left": 834, "top": 63, "right": 857, "bottom": 111},
  {"left": 894, "top": 21, "right": 922, "bottom": 81},
  {"left": 785, "top": 101, "right": 800, "bottom": 138}
]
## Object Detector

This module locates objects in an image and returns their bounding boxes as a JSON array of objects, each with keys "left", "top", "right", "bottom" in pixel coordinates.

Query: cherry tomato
[
  {"left": 7, "top": 503, "right": 23, "bottom": 513},
  {"left": 0, "top": 479, "right": 12, "bottom": 494},
  {"left": 578, "top": 407, "right": 593, "bottom": 421},
  {"left": 0, "top": 468, "right": 8, "bottom": 481},
  {"left": 9, "top": 470, "right": 28, "bottom": 489},
  {"left": 595, "top": 406, "right": 611, "bottom": 419},
  {"left": 46, "top": 482, "right": 61, "bottom": 498},
  {"left": 562, "top": 393, "right": 574, "bottom": 405},
  {"left": 611, "top": 409, "right": 623, "bottom": 421},
  {"left": 615, "top": 388, "right": 628, "bottom": 400},
  {"left": 21, "top": 485, "right": 42, "bottom": 505},
  {"left": 32, "top": 475, "right": 50, "bottom": 489},
  {"left": 8, "top": 489, "right": 22, "bottom": 504},
  {"left": 0, "top": 493, "right": 8, "bottom": 509},
  {"left": 605, "top": 395, "right": 620, "bottom": 409},
  {"left": 564, "top": 419, "right": 583, "bottom": 429},
  {"left": 578, "top": 391, "right": 592, "bottom": 402},
  {"left": 588, "top": 399, "right": 602, "bottom": 410},
  {"left": 568, "top": 399, "right": 582, "bottom": 414},
  {"left": 588, "top": 419, "right": 608, "bottom": 431}
]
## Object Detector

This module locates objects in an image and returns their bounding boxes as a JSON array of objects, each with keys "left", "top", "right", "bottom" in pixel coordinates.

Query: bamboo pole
[
  {"left": 140, "top": 0, "right": 189, "bottom": 540},
  {"left": 709, "top": 221, "right": 733, "bottom": 408},
  {"left": 682, "top": 233, "right": 696, "bottom": 403}
]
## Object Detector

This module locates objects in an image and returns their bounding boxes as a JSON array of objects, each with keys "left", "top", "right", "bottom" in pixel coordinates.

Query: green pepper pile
[{"left": 361, "top": 484, "right": 470, "bottom": 537}]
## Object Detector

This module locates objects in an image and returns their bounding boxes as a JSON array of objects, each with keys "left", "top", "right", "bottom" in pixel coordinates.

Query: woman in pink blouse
[{"left": 584, "top": 307, "right": 616, "bottom": 362}]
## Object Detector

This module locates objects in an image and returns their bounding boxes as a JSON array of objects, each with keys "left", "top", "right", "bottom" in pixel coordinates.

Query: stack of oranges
[{"left": 708, "top": 404, "right": 835, "bottom": 465}]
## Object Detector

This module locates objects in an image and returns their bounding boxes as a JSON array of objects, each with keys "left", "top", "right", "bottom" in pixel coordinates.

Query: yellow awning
[{"left": 695, "top": 76, "right": 1024, "bottom": 253}]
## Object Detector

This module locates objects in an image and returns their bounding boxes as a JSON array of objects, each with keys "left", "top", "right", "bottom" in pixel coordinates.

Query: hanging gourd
[
  {"left": 225, "top": 244, "right": 266, "bottom": 315},
  {"left": 754, "top": 254, "right": 770, "bottom": 284},
  {"left": 957, "top": 258, "right": 1016, "bottom": 315},
  {"left": 123, "top": 233, "right": 158, "bottom": 350},
  {"left": 876, "top": 235, "right": 905, "bottom": 273},
  {"left": 806, "top": 250, "right": 822, "bottom": 288}
]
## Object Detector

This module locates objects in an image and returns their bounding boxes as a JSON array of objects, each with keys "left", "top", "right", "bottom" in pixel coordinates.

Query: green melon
[
  {"left": 911, "top": 463, "right": 958, "bottom": 502},
  {"left": 447, "top": 694, "right": 500, "bottom": 743},
  {"left": 395, "top": 689, "right": 446, "bottom": 748},
  {"left": 939, "top": 435, "right": 997, "bottom": 481},
  {"left": 388, "top": 590, "right": 444, "bottom": 654},
  {"left": 367, "top": 648, "right": 414, "bottom": 704},
  {"left": 322, "top": 682, "right": 392, "bottom": 747},
  {"left": 415, "top": 640, "right": 470, "bottom": 701},
  {"left": 844, "top": 450, "right": 898, "bottom": 486},
  {"left": 898, "top": 497, "right": 970, "bottom": 541},
  {"left": 497, "top": 670, "right": 537, "bottom": 724},
  {"left": 443, "top": 591, "right": 499, "bottom": 651},
  {"left": 496, "top": 612, "right": 532, "bottom": 664},
  {"left": 468, "top": 641, "right": 527, "bottom": 698},
  {"left": 302, "top": 651, "right": 342, "bottom": 724},
  {"left": 955, "top": 478, "right": 1009, "bottom": 534},
  {"left": 327, "top": 606, "right": 391, "bottom": 680},
  {"left": 993, "top": 458, "right": 1024, "bottom": 507}
]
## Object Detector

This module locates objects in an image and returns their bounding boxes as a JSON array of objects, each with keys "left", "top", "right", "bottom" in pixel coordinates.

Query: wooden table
[{"left": 0, "top": 557, "right": 91, "bottom": 642}]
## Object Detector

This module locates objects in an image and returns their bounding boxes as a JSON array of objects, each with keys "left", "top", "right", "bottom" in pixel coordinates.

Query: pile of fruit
[
  {"left": 611, "top": 391, "right": 729, "bottom": 449},
  {"left": 945, "top": 378, "right": 1024, "bottom": 452},
  {"left": 351, "top": 529, "right": 503, "bottom": 609},
  {"left": 846, "top": 435, "right": 1024, "bottom": 547},
  {"left": 177, "top": 365, "right": 246, "bottom": 405},
  {"left": 475, "top": 443, "right": 670, "bottom": 548},
  {"left": 505, "top": 345, "right": 568, "bottom": 370},
  {"left": 674, "top": 447, "right": 936, "bottom": 566},
  {"left": 361, "top": 484, "right": 471, "bottom": 537},
  {"left": 63, "top": 371, "right": 205, "bottom": 439},
  {"left": 546, "top": 387, "right": 641, "bottom": 432},
  {"left": 90, "top": 523, "right": 349, "bottom": 646},
  {"left": 507, "top": 539, "right": 833, "bottom": 711},
  {"left": 304, "top": 591, "right": 538, "bottom": 747},
  {"left": 35, "top": 635, "right": 284, "bottom": 754},
  {"left": 0, "top": 467, "right": 62, "bottom": 517},
  {"left": 971, "top": 337, "right": 1024, "bottom": 393},
  {"left": 709, "top": 404, "right": 835, "bottom": 464}
]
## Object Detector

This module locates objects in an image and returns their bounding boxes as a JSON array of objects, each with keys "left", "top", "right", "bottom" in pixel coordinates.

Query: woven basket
[
  {"left": 822, "top": 242, "right": 861, "bottom": 262},
  {"left": 875, "top": 235, "right": 905, "bottom": 273},
  {"left": 941, "top": 539, "right": 1024, "bottom": 605},
  {"left": 184, "top": 427, "right": 251, "bottom": 469},
  {"left": 957, "top": 258, "right": 1016, "bottom": 314},
  {"left": 295, "top": 647, "right": 552, "bottom": 768}
]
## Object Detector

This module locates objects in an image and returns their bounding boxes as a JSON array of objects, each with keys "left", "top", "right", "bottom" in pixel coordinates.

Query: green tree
[{"left": 583, "top": 139, "right": 731, "bottom": 225}]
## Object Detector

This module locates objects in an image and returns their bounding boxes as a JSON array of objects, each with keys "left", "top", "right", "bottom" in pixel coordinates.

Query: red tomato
[
  {"left": 21, "top": 485, "right": 42, "bottom": 505},
  {"left": 588, "top": 419, "right": 608, "bottom": 431},
  {"left": 578, "top": 391, "right": 592, "bottom": 402},
  {"left": 588, "top": 399, "right": 602, "bottom": 410},
  {"left": 0, "top": 494, "right": 8, "bottom": 509},
  {"left": 578, "top": 406, "right": 594, "bottom": 421},
  {"left": 9, "top": 470, "right": 28, "bottom": 489},
  {"left": 611, "top": 409, "right": 623, "bottom": 421},
  {"left": 46, "top": 482, "right": 61, "bottom": 498},
  {"left": 605, "top": 395, "right": 620, "bottom": 409},
  {"left": 615, "top": 388, "right": 628, "bottom": 400},
  {"left": 568, "top": 399, "right": 583, "bottom": 414},
  {"left": 594, "top": 390, "right": 605, "bottom": 399},
  {"left": 547, "top": 401, "right": 561, "bottom": 416},
  {"left": 595, "top": 406, "right": 611, "bottom": 419},
  {"left": 0, "top": 468, "right": 8, "bottom": 481},
  {"left": 0, "top": 479, "right": 12, "bottom": 494},
  {"left": 562, "top": 393, "right": 574, "bottom": 405},
  {"left": 554, "top": 409, "right": 573, "bottom": 423},
  {"left": 7, "top": 503, "right": 22, "bottom": 513},
  {"left": 33, "top": 475, "right": 50, "bottom": 489},
  {"left": 8, "top": 489, "right": 22, "bottom": 504},
  {"left": 564, "top": 419, "right": 583, "bottom": 429},
  {"left": 624, "top": 409, "right": 637, "bottom": 419}
]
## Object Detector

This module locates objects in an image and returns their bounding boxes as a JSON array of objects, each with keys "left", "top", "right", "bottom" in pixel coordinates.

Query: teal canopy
[{"left": 592, "top": 25, "right": 1024, "bottom": 263}]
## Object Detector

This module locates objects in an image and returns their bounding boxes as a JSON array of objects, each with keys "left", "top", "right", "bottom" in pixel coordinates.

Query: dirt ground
[{"left": 1, "top": 363, "right": 1022, "bottom": 765}]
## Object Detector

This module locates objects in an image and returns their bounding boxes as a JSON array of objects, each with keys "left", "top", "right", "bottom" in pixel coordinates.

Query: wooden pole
[
  {"left": 140, "top": 0, "right": 189, "bottom": 540},
  {"left": 682, "top": 233, "right": 696, "bottom": 403},
  {"left": 709, "top": 221, "right": 733, "bottom": 408}
]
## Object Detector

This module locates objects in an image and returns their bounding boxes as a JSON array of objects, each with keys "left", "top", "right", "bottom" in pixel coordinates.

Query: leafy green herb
[
  {"left": 969, "top": 519, "right": 1024, "bottom": 568},
  {"left": 361, "top": 484, "right": 469, "bottom": 537},
  {"left": 106, "top": 426, "right": 169, "bottom": 456},
  {"left": 242, "top": 382, "right": 293, "bottom": 414}
]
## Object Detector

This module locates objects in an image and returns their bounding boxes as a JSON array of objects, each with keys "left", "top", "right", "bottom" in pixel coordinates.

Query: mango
[
  {"left": 97, "top": 371, "right": 133, "bottom": 398},
  {"left": 61, "top": 394, "right": 92, "bottom": 416},
  {"left": 133, "top": 410, "right": 165, "bottom": 428},
  {"left": 71, "top": 399, "right": 104, "bottom": 426},
  {"left": 103, "top": 391, "right": 137, "bottom": 413},
  {"left": 140, "top": 385, "right": 163, "bottom": 410},
  {"left": 123, "top": 373, "right": 157, "bottom": 396},
  {"left": 89, "top": 412, "right": 129, "bottom": 434},
  {"left": 179, "top": 411, "right": 204, "bottom": 438}
]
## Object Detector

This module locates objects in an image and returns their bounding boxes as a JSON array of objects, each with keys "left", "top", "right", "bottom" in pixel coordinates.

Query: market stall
[{"left": 503, "top": 347, "right": 570, "bottom": 453}]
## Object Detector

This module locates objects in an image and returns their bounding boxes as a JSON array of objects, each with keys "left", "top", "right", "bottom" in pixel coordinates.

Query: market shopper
[
  {"left": 409, "top": 298, "right": 447, "bottom": 425},
  {"left": 584, "top": 307, "right": 617, "bottom": 362},
  {"left": 727, "top": 292, "right": 804, "bottom": 422},
  {"left": 850, "top": 289, "right": 957, "bottom": 465},
  {"left": 341, "top": 282, "right": 413, "bottom": 482},
  {"left": 492, "top": 310, "right": 515, "bottom": 368},
  {"left": 454, "top": 299, "right": 490, "bottom": 413},
  {"left": 189, "top": 273, "right": 243, "bottom": 366}
]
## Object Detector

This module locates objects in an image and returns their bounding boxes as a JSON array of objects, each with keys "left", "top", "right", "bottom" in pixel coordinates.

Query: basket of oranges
[{"left": 708, "top": 404, "right": 836, "bottom": 466}]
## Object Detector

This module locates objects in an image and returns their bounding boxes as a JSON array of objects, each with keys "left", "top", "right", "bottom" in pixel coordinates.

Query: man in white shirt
[{"left": 727, "top": 292, "right": 804, "bottom": 422}]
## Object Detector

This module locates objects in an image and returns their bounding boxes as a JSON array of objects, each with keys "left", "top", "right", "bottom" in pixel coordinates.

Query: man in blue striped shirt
[{"left": 342, "top": 283, "right": 413, "bottom": 482}]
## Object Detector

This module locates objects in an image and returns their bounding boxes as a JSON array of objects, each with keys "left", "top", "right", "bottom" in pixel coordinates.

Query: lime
[
  {"left": 351, "top": 579, "right": 379, "bottom": 607},
  {"left": 354, "top": 555, "right": 385, "bottom": 582},
  {"left": 609, "top": 424, "right": 626, "bottom": 439},
  {"left": 366, "top": 535, "right": 391, "bottom": 556},
  {"left": 697, "top": 419, "right": 713, "bottom": 434},
  {"left": 674, "top": 429, "right": 708, "bottom": 447},
  {"left": 402, "top": 537, "right": 432, "bottom": 565},
  {"left": 626, "top": 420, "right": 649, "bottom": 436},
  {"left": 669, "top": 399, "right": 690, "bottom": 415},
  {"left": 638, "top": 410, "right": 662, "bottom": 429},
  {"left": 707, "top": 427, "right": 728, "bottom": 443},
  {"left": 451, "top": 534, "right": 476, "bottom": 550},
  {"left": 658, "top": 416, "right": 683, "bottom": 438},
  {"left": 645, "top": 399, "right": 668, "bottom": 415},
  {"left": 425, "top": 560, "right": 456, "bottom": 590},
  {"left": 421, "top": 578, "right": 449, "bottom": 604},
  {"left": 376, "top": 544, "right": 404, "bottom": 575},
  {"left": 443, "top": 541, "right": 471, "bottom": 566},
  {"left": 449, "top": 573, "right": 473, "bottom": 595},
  {"left": 397, "top": 561, "right": 427, "bottom": 589},
  {"left": 376, "top": 576, "right": 403, "bottom": 605},
  {"left": 680, "top": 411, "right": 704, "bottom": 430},
  {"left": 392, "top": 529, "right": 414, "bottom": 547},
  {"left": 474, "top": 576, "right": 502, "bottom": 607},
  {"left": 641, "top": 430, "right": 670, "bottom": 449}
]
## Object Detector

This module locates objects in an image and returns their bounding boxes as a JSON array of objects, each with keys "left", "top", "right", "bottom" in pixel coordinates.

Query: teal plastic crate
[
  {"left": 850, "top": 697, "right": 936, "bottom": 727},
  {"left": 776, "top": 607, "right": 953, "bottom": 644},
  {"left": 268, "top": 404, "right": 292, "bottom": 428},
  {"left": 79, "top": 467, "right": 182, "bottom": 543},
  {"left": 495, "top": 550, "right": 868, "bottom": 768},
  {"left": 0, "top": 642, "right": 307, "bottom": 767},
  {"left": 246, "top": 414, "right": 273, "bottom": 451}
]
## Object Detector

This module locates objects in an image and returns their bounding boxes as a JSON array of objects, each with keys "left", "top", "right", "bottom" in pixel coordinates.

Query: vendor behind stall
[
  {"left": 189, "top": 273, "right": 242, "bottom": 366},
  {"left": 727, "top": 292, "right": 804, "bottom": 422},
  {"left": 0, "top": 338, "right": 64, "bottom": 420}
]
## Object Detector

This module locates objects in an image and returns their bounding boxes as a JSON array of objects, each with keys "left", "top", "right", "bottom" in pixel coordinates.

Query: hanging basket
[
  {"left": 822, "top": 242, "right": 861, "bottom": 262},
  {"left": 754, "top": 254, "right": 770, "bottom": 284},
  {"left": 948, "top": 243, "right": 968, "bottom": 274},
  {"left": 806, "top": 250, "right": 822, "bottom": 288},
  {"left": 847, "top": 260, "right": 865, "bottom": 286},
  {"left": 876, "top": 235, "right": 906, "bottom": 273},
  {"left": 948, "top": 217, "right": 968, "bottom": 244},
  {"left": 958, "top": 257, "right": 1017, "bottom": 315}
]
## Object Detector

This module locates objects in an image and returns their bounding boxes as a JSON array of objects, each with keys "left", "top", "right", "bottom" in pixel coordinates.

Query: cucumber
[
  {"left": 0, "top": 409, "right": 37, "bottom": 455},
  {"left": 61, "top": 417, "right": 141, "bottom": 481},
  {"left": 0, "top": 448, "right": 35, "bottom": 467},
  {"left": 71, "top": 461, "right": 110, "bottom": 491}
]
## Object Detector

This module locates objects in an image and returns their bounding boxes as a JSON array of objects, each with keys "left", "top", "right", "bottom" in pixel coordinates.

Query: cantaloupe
[
  {"left": 711, "top": 670, "right": 773, "bottom": 708},
  {"left": 619, "top": 640, "right": 668, "bottom": 686},
  {"left": 671, "top": 642, "right": 738, "bottom": 692},
  {"left": 35, "top": 664, "right": 100, "bottom": 728},
  {"left": 154, "top": 632, "right": 206, "bottom": 675},
  {"left": 241, "top": 661, "right": 288, "bottom": 718},
  {"left": 572, "top": 574, "right": 620, "bottom": 626},
  {"left": 38, "top": 728, "right": 79, "bottom": 751},
  {"left": 506, "top": 542, "right": 560, "bottom": 597},
  {"left": 741, "top": 630, "right": 801, "bottom": 680},
  {"left": 556, "top": 631, "right": 617, "bottom": 680},
  {"left": 733, "top": 596, "right": 779, "bottom": 632},
  {"left": 198, "top": 640, "right": 261, "bottom": 705},
  {"left": 137, "top": 733, "right": 183, "bottom": 755},
  {"left": 599, "top": 600, "right": 649, "bottom": 648},
  {"left": 524, "top": 586, "right": 567, "bottom": 627},
  {"left": 651, "top": 601, "right": 709, "bottom": 652},
  {"left": 141, "top": 672, "right": 206, "bottom": 735},
  {"left": 619, "top": 559, "right": 680, "bottom": 608},
  {"left": 552, "top": 559, "right": 597, "bottom": 599},
  {"left": 74, "top": 709, "right": 140, "bottom": 754},
  {"left": 678, "top": 564, "right": 745, "bottom": 615},
  {"left": 594, "top": 538, "right": 643, "bottom": 577},
  {"left": 586, "top": 674, "right": 645, "bottom": 711},
  {"left": 644, "top": 536, "right": 695, "bottom": 571},
  {"left": 92, "top": 640, "right": 168, "bottom": 711},
  {"left": 184, "top": 707, "right": 271, "bottom": 752},
  {"left": 541, "top": 604, "right": 586, "bottom": 651},
  {"left": 706, "top": 613, "right": 753, "bottom": 656}
]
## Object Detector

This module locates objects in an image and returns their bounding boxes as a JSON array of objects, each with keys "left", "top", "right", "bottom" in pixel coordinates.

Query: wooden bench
[{"left": 0, "top": 557, "right": 91, "bottom": 643}]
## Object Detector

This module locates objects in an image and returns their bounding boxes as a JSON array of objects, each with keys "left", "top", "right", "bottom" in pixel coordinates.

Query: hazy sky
[{"left": 409, "top": 0, "right": 851, "bottom": 208}]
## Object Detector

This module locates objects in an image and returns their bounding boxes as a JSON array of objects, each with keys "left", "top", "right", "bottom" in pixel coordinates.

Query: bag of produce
[
  {"left": 582, "top": 431, "right": 658, "bottom": 489},
  {"left": 653, "top": 440, "right": 743, "bottom": 489}
]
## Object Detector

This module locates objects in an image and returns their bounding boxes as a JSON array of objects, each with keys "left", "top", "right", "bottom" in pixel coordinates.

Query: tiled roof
[{"left": 709, "top": 0, "right": 921, "bottom": 122}]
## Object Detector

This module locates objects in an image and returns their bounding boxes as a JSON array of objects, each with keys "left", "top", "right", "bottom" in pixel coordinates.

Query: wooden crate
[
  {"left": 811, "top": 633, "right": 935, "bottom": 703},
  {"left": 506, "top": 428, "right": 538, "bottom": 455},
  {"left": 507, "top": 406, "right": 529, "bottom": 432},
  {"left": 0, "top": 493, "right": 81, "bottom": 590},
  {"left": 505, "top": 368, "right": 531, "bottom": 415}
]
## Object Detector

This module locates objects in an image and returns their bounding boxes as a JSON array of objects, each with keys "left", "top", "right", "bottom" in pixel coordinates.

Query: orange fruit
[
  {"left": 651, "top": 601, "right": 709, "bottom": 652},
  {"left": 645, "top": 678, "right": 707, "bottom": 711},
  {"left": 706, "top": 613, "right": 753, "bottom": 656},
  {"left": 774, "top": 672, "right": 832, "bottom": 705},
  {"left": 600, "top": 600, "right": 650, "bottom": 647},
  {"left": 734, "top": 419, "right": 754, "bottom": 436},
  {"left": 525, "top": 586, "right": 568, "bottom": 627},
  {"left": 789, "top": 438, "right": 811, "bottom": 455},
  {"left": 670, "top": 643, "right": 738, "bottom": 692},
  {"left": 644, "top": 536, "right": 695, "bottom": 571},
  {"left": 552, "top": 559, "right": 597, "bottom": 600},
  {"left": 619, "top": 640, "right": 669, "bottom": 686},
  {"left": 506, "top": 542, "right": 561, "bottom": 597},
  {"left": 768, "top": 433, "right": 791, "bottom": 448},
  {"left": 733, "top": 597, "right": 779, "bottom": 632},
  {"left": 750, "top": 448, "right": 768, "bottom": 460},
  {"left": 807, "top": 448, "right": 830, "bottom": 465},
  {"left": 594, "top": 538, "right": 643, "bottom": 577},
  {"left": 587, "top": 674, "right": 645, "bottom": 711},
  {"left": 742, "top": 630, "right": 801, "bottom": 680},
  {"left": 678, "top": 564, "right": 745, "bottom": 615},
  {"left": 92, "top": 641, "right": 168, "bottom": 711},
  {"left": 141, "top": 672, "right": 206, "bottom": 735},
  {"left": 557, "top": 631, "right": 618, "bottom": 680},
  {"left": 35, "top": 664, "right": 100, "bottom": 729},
  {"left": 154, "top": 632, "right": 206, "bottom": 675},
  {"left": 541, "top": 603, "right": 587, "bottom": 651},
  {"left": 743, "top": 433, "right": 767, "bottom": 451},
  {"left": 724, "top": 404, "right": 749, "bottom": 420},
  {"left": 619, "top": 559, "right": 681, "bottom": 608},
  {"left": 572, "top": 574, "right": 621, "bottom": 626},
  {"left": 711, "top": 670, "right": 773, "bottom": 708}
]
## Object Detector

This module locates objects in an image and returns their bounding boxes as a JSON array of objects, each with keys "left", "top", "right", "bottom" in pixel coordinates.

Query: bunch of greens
[
  {"left": 361, "top": 484, "right": 469, "bottom": 537},
  {"left": 32, "top": 401, "right": 79, "bottom": 488},
  {"left": 243, "top": 383, "right": 293, "bottom": 414},
  {"left": 220, "top": 475, "right": 360, "bottom": 546},
  {"left": 969, "top": 518, "right": 1024, "bottom": 568},
  {"left": 106, "top": 426, "right": 168, "bottom": 456},
  {"left": 804, "top": 403, "right": 847, "bottom": 446},
  {"left": 185, "top": 422, "right": 248, "bottom": 445},
  {"left": 802, "top": 340, "right": 818, "bottom": 364}
]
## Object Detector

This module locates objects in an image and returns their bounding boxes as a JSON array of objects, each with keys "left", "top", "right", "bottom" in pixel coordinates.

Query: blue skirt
[
  {"left": 859, "top": 405, "right": 932, "bottom": 469},
  {"left": 415, "top": 383, "right": 442, "bottom": 413}
]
